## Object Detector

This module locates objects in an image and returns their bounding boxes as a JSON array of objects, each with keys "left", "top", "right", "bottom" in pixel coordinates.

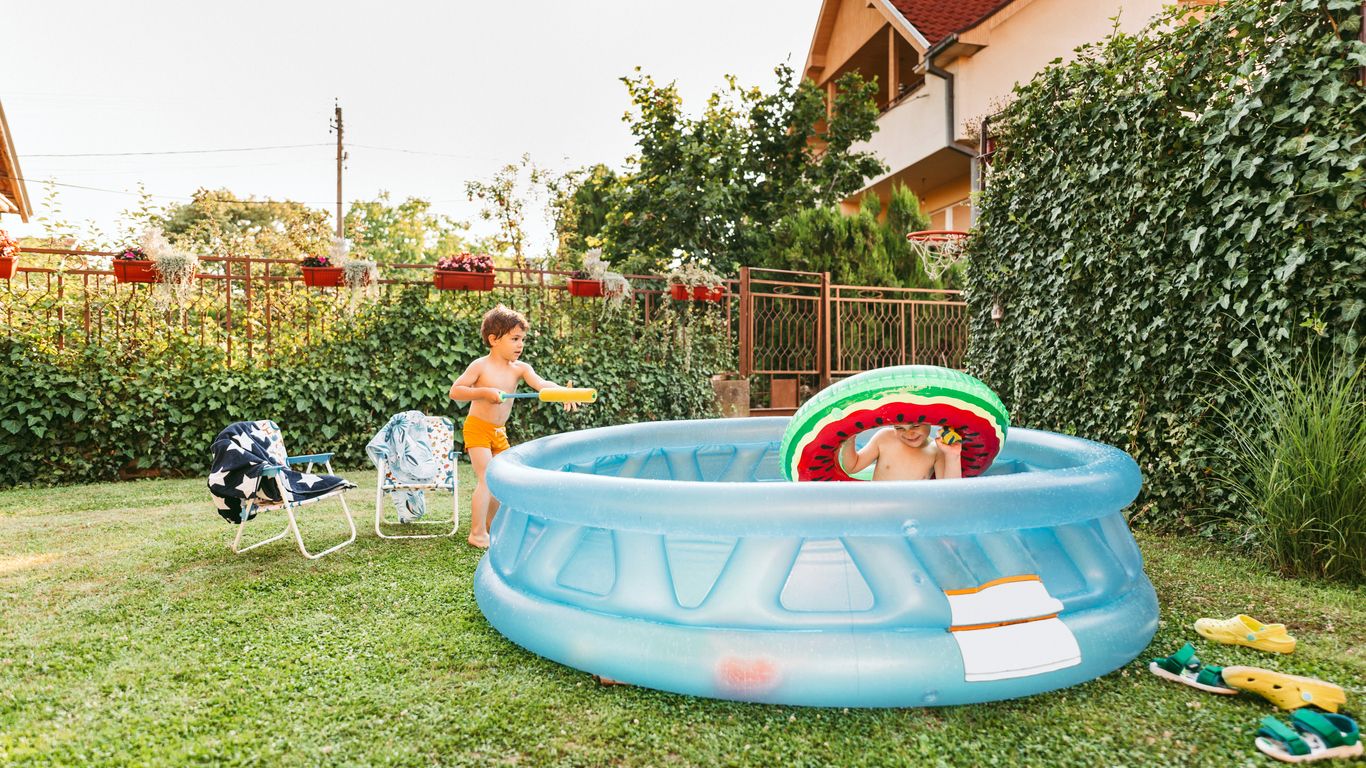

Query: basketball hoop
[{"left": 906, "top": 230, "right": 969, "bottom": 280}]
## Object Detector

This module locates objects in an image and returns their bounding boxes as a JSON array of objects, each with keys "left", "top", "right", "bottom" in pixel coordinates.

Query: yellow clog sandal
[
  {"left": 1221, "top": 666, "right": 1347, "bottom": 712},
  {"left": 1255, "top": 710, "right": 1363, "bottom": 763},
  {"left": 1194, "top": 614, "right": 1297, "bottom": 654}
]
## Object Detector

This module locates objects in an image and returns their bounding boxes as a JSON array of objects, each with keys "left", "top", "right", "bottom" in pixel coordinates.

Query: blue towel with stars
[{"left": 207, "top": 421, "right": 352, "bottom": 524}]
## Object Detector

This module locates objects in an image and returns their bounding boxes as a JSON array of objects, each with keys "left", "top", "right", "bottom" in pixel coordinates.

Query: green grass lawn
[{"left": 1, "top": 471, "right": 1362, "bottom": 767}]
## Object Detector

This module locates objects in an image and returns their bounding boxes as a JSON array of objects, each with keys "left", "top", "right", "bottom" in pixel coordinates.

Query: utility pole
[{"left": 331, "top": 101, "right": 347, "bottom": 240}]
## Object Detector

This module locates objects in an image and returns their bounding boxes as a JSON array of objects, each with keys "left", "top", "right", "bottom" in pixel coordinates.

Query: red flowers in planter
[
  {"left": 300, "top": 253, "right": 344, "bottom": 288},
  {"left": 0, "top": 229, "right": 19, "bottom": 280},
  {"left": 433, "top": 252, "right": 495, "bottom": 291},
  {"left": 112, "top": 246, "right": 157, "bottom": 283}
]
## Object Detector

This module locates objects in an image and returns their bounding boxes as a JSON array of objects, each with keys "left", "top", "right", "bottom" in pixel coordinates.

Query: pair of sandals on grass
[{"left": 1149, "top": 614, "right": 1359, "bottom": 763}]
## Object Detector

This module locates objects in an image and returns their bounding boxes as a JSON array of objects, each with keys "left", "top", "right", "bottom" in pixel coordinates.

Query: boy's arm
[
  {"left": 840, "top": 432, "right": 880, "bottom": 475},
  {"left": 517, "top": 362, "right": 564, "bottom": 392},
  {"left": 517, "top": 363, "right": 579, "bottom": 411},
  {"left": 934, "top": 439, "right": 963, "bottom": 480},
  {"left": 448, "top": 360, "right": 502, "bottom": 403}
]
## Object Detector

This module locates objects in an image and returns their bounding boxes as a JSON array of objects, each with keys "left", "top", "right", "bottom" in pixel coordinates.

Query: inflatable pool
[{"left": 476, "top": 417, "right": 1158, "bottom": 707}]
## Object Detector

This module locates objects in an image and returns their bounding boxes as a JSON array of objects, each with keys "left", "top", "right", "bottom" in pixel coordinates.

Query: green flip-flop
[
  {"left": 1147, "top": 642, "right": 1238, "bottom": 694},
  {"left": 1255, "top": 710, "right": 1362, "bottom": 763}
]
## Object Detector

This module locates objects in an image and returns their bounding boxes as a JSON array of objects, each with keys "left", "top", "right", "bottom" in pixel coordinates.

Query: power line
[
  {"left": 25, "top": 143, "right": 332, "bottom": 158},
  {"left": 12, "top": 175, "right": 339, "bottom": 206}
]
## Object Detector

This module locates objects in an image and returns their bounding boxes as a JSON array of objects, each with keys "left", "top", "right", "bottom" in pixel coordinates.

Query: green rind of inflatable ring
[{"left": 779, "top": 365, "right": 1010, "bottom": 482}]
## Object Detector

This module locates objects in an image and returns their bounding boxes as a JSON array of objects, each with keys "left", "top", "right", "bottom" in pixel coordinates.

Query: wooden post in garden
[{"left": 332, "top": 102, "right": 345, "bottom": 240}]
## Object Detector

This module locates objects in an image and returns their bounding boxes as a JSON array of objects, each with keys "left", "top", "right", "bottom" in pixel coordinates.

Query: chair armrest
[
  {"left": 260, "top": 464, "right": 285, "bottom": 477},
  {"left": 287, "top": 453, "right": 333, "bottom": 465}
]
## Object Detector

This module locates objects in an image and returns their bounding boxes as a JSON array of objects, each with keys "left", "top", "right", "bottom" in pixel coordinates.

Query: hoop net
[{"left": 906, "top": 230, "right": 969, "bottom": 280}]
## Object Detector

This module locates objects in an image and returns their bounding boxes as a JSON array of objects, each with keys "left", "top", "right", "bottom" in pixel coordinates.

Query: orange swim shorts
[{"left": 463, "top": 414, "right": 510, "bottom": 455}]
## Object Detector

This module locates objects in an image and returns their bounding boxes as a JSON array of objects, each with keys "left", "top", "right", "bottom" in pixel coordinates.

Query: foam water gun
[
  {"left": 937, "top": 427, "right": 963, "bottom": 445},
  {"left": 499, "top": 387, "right": 598, "bottom": 403}
]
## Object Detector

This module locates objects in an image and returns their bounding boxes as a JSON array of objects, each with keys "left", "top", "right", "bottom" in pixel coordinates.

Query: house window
[{"left": 929, "top": 200, "right": 973, "bottom": 231}]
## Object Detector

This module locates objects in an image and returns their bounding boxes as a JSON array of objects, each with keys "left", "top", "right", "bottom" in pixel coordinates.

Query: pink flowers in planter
[
  {"left": 435, "top": 252, "right": 494, "bottom": 273},
  {"left": 434, "top": 252, "right": 495, "bottom": 291}
]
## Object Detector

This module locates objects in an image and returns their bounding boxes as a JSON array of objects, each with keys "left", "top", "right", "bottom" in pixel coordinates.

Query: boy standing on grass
[
  {"left": 839, "top": 423, "right": 962, "bottom": 481},
  {"left": 450, "top": 304, "right": 578, "bottom": 549}
]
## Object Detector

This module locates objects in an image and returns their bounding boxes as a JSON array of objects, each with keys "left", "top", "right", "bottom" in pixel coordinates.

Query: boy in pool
[
  {"left": 449, "top": 304, "right": 579, "bottom": 548},
  {"left": 838, "top": 423, "right": 963, "bottom": 481}
]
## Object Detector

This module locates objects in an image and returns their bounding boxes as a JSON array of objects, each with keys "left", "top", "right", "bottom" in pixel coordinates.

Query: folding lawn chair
[
  {"left": 367, "top": 412, "right": 460, "bottom": 540},
  {"left": 208, "top": 420, "right": 358, "bottom": 560}
]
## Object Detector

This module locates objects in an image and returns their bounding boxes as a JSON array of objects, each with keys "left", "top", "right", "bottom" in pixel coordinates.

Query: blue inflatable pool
[{"left": 476, "top": 417, "right": 1158, "bottom": 707}]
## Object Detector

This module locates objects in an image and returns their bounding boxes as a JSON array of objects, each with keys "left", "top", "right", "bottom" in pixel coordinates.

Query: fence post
[
  {"left": 910, "top": 302, "right": 918, "bottom": 364},
  {"left": 739, "top": 266, "right": 751, "bottom": 377},
  {"left": 243, "top": 253, "right": 253, "bottom": 362},
  {"left": 820, "top": 271, "right": 831, "bottom": 389},
  {"left": 224, "top": 257, "right": 233, "bottom": 367}
]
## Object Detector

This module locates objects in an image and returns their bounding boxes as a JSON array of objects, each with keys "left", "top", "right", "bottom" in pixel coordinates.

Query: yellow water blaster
[{"left": 499, "top": 388, "right": 598, "bottom": 404}]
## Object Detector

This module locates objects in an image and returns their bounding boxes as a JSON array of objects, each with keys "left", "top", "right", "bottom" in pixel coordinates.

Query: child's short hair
[{"left": 481, "top": 304, "right": 528, "bottom": 345}]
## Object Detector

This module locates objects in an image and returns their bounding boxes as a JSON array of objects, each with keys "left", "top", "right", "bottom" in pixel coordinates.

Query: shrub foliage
[
  {"left": 967, "top": 0, "right": 1365, "bottom": 526},
  {"left": 0, "top": 290, "right": 732, "bottom": 487}
]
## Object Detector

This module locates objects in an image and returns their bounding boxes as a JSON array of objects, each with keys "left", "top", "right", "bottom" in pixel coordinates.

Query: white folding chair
[
  {"left": 373, "top": 414, "right": 460, "bottom": 540},
  {"left": 230, "top": 420, "right": 357, "bottom": 560}
]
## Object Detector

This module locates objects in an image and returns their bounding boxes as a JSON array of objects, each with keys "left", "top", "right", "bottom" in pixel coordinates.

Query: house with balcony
[
  {"left": 0, "top": 98, "right": 32, "bottom": 222},
  {"left": 803, "top": 0, "right": 1176, "bottom": 230}
]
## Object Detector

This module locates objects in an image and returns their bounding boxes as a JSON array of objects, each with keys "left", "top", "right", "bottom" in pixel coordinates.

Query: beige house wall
[
  {"left": 812, "top": 0, "right": 1177, "bottom": 225},
  {"left": 949, "top": 0, "right": 1168, "bottom": 144}
]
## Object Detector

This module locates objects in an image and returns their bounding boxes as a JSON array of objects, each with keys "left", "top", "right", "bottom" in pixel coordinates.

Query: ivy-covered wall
[
  {"left": 967, "top": 0, "right": 1365, "bottom": 526},
  {"left": 0, "top": 289, "right": 732, "bottom": 488}
]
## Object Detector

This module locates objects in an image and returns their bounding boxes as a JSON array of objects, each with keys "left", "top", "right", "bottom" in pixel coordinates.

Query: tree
[
  {"left": 344, "top": 192, "right": 469, "bottom": 264},
  {"left": 759, "top": 183, "right": 944, "bottom": 288},
  {"left": 465, "top": 154, "right": 544, "bottom": 271},
  {"left": 550, "top": 164, "right": 618, "bottom": 267},
  {"left": 595, "top": 64, "right": 885, "bottom": 276},
  {"left": 157, "top": 188, "right": 332, "bottom": 260}
]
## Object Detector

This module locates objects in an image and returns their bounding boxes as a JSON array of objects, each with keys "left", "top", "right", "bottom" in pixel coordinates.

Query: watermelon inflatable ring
[{"left": 779, "top": 365, "right": 1009, "bottom": 482}]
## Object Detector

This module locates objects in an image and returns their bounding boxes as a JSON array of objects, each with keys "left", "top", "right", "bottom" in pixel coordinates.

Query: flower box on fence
[
  {"left": 301, "top": 266, "right": 345, "bottom": 288},
  {"left": 0, "top": 230, "right": 17, "bottom": 279},
  {"left": 670, "top": 283, "right": 726, "bottom": 302},
  {"left": 433, "top": 270, "right": 494, "bottom": 292},
  {"left": 568, "top": 278, "right": 605, "bottom": 298},
  {"left": 113, "top": 260, "right": 158, "bottom": 284}
]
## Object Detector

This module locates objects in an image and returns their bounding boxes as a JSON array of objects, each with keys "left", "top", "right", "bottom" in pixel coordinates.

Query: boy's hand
[
  {"left": 937, "top": 437, "right": 963, "bottom": 457},
  {"left": 484, "top": 388, "right": 505, "bottom": 404},
  {"left": 561, "top": 380, "right": 580, "bottom": 412}
]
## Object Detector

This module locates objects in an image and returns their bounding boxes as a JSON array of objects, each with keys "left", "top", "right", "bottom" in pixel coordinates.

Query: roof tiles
[{"left": 888, "top": 0, "right": 1011, "bottom": 46}]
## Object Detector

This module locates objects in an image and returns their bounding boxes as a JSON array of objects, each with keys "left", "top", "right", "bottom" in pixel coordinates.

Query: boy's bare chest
[
  {"left": 873, "top": 441, "right": 936, "bottom": 480},
  {"left": 475, "top": 364, "right": 522, "bottom": 393}
]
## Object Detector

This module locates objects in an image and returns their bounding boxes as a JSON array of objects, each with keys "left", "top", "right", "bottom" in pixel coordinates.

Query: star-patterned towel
[{"left": 208, "top": 420, "right": 353, "bottom": 524}]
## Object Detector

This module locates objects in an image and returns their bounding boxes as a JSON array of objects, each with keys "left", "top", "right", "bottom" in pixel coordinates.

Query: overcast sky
[{"left": 3, "top": 0, "right": 824, "bottom": 254}]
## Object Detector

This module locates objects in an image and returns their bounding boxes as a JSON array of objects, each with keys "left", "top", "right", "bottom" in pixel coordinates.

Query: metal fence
[
  {"left": 1, "top": 247, "right": 734, "bottom": 365},
  {"left": 738, "top": 267, "right": 968, "bottom": 414},
  {"left": 2, "top": 252, "right": 969, "bottom": 412}
]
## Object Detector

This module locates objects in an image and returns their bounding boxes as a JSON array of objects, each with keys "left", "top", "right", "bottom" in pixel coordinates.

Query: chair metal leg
[
  {"left": 374, "top": 489, "right": 460, "bottom": 539},
  {"left": 289, "top": 493, "right": 357, "bottom": 560},
  {"left": 231, "top": 509, "right": 291, "bottom": 554},
  {"left": 374, "top": 477, "right": 460, "bottom": 540}
]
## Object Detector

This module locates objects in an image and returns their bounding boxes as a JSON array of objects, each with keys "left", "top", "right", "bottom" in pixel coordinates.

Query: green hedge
[
  {"left": 967, "top": 0, "right": 1365, "bottom": 527},
  {"left": 0, "top": 289, "right": 733, "bottom": 487}
]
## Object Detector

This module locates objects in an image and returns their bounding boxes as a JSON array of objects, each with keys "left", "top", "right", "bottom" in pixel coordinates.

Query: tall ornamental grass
[{"left": 1214, "top": 356, "right": 1365, "bottom": 583}]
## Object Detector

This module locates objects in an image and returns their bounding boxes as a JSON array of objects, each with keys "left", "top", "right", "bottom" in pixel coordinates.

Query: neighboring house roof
[
  {"left": 887, "top": 0, "right": 1012, "bottom": 46},
  {"left": 0, "top": 99, "right": 32, "bottom": 222}
]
